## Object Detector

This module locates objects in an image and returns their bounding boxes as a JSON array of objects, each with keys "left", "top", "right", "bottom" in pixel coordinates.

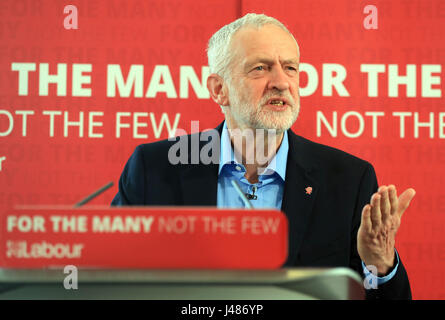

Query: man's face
[{"left": 225, "top": 24, "right": 300, "bottom": 132}]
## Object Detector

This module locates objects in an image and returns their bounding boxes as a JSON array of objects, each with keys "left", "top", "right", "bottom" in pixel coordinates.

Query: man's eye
[
  {"left": 286, "top": 66, "right": 297, "bottom": 71},
  {"left": 254, "top": 66, "right": 264, "bottom": 71}
]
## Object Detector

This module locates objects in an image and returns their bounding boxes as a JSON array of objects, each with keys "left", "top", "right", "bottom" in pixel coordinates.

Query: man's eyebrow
[
  {"left": 281, "top": 58, "right": 299, "bottom": 65},
  {"left": 244, "top": 57, "right": 299, "bottom": 69}
]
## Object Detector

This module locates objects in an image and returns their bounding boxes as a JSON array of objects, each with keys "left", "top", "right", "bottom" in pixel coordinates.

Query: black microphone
[
  {"left": 74, "top": 181, "right": 114, "bottom": 207},
  {"left": 245, "top": 186, "right": 258, "bottom": 200}
]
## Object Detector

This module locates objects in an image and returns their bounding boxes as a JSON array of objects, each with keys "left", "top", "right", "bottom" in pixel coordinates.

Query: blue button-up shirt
[
  {"left": 217, "top": 122, "right": 288, "bottom": 209},
  {"left": 216, "top": 121, "right": 399, "bottom": 285}
]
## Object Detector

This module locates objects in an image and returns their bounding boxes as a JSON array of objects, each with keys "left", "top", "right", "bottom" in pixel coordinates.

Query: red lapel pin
[{"left": 305, "top": 186, "right": 313, "bottom": 195}]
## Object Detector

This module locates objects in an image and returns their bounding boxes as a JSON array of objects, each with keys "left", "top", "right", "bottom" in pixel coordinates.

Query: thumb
[{"left": 398, "top": 188, "right": 416, "bottom": 218}]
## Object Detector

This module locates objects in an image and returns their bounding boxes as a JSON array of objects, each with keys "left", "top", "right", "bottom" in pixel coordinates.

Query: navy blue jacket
[{"left": 112, "top": 122, "right": 412, "bottom": 299}]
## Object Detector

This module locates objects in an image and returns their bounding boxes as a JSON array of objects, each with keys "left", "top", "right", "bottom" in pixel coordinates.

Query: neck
[{"left": 226, "top": 121, "right": 284, "bottom": 184}]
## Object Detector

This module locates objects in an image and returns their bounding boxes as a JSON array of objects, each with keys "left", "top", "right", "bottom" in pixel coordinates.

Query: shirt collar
[{"left": 218, "top": 121, "right": 288, "bottom": 181}]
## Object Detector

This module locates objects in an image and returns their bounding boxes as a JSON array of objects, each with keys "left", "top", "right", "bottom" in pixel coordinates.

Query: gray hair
[{"left": 206, "top": 13, "right": 299, "bottom": 81}]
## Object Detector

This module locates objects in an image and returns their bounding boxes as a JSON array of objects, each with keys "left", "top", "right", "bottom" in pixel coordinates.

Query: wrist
[
  {"left": 373, "top": 260, "right": 396, "bottom": 277},
  {"left": 376, "top": 264, "right": 393, "bottom": 277},
  {"left": 365, "top": 253, "right": 396, "bottom": 277}
]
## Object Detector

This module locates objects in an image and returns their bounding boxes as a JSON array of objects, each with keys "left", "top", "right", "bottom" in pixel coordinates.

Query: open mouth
[
  {"left": 269, "top": 100, "right": 285, "bottom": 106},
  {"left": 266, "top": 98, "right": 288, "bottom": 110}
]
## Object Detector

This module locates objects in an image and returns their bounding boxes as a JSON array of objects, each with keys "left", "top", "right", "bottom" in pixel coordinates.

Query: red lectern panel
[{"left": 0, "top": 206, "right": 288, "bottom": 269}]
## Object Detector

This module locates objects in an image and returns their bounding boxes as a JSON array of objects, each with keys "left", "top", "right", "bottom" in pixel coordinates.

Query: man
[{"left": 112, "top": 13, "right": 415, "bottom": 299}]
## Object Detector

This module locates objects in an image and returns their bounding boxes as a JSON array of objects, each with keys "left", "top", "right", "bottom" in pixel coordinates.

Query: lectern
[
  {"left": 0, "top": 206, "right": 365, "bottom": 299},
  {"left": 0, "top": 267, "right": 365, "bottom": 299}
]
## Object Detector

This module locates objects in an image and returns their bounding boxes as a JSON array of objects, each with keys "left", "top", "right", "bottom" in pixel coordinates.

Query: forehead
[{"left": 230, "top": 24, "right": 300, "bottom": 65}]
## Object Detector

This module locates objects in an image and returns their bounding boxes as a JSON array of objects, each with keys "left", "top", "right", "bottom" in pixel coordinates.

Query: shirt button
[{"left": 235, "top": 165, "right": 242, "bottom": 171}]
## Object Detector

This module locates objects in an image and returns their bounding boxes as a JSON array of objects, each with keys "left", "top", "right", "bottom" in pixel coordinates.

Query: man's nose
[{"left": 267, "top": 66, "right": 290, "bottom": 91}]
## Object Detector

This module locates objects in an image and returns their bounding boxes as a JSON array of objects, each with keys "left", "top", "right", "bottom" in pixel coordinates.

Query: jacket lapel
[
  {"left": 179, "top": 163, "right": 219, "bottom": 206},
  {"left": 281, "top": 131, "right": 320, "bottom": 266},
  {"left": 178, "top": 122, "right": 224, "bottom": 206}
]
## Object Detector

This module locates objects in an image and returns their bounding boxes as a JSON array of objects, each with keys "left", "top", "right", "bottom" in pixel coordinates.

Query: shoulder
[
  {"left": 288, "top": 132, "right": 379, "bottom": 206},
  {"left": 129, "top": 130, "right": 216, "bottom": 167},
  {"left": 288, "top": 131, "right": 375, "bottom": 176},
  {"left": 133, "top": 137, "right": 179, "bottom": 160}
]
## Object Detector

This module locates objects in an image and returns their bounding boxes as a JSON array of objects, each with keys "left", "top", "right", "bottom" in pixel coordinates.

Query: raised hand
[{"left": 357, "top": 185, "right": 416, "bottom": 275}]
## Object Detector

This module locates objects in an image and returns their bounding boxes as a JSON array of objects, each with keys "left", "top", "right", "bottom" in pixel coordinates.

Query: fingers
[
  {"left": 397, "top": 188, "right": 416, "bottom": 219},
  {"left": 367, "top": 185, "right": 415, "bottom": 230},
  {"left": 388, "top": 185, "right": 398, "bottom": 216},
  {"left": 361, "top": 204, "right": 373, "bottom": 234},
  {"left": 370, "top": 192, "right": 382, "bottom": 229},
  {"left": 380, "top": 186, "right": 391, "bottom": 225},
  {"left": 369, "top": 185, "right": 391, "bottom": 229}
]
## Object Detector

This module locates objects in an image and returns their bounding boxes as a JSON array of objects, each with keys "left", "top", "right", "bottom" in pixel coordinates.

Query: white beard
[{"left": 227, "top": 84, "right": 300, "bottom": 133}]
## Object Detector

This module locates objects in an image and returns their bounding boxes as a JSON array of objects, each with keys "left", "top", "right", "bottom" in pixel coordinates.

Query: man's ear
[{"left": 207, "top": 73, "right": 229, "bottom": 106}]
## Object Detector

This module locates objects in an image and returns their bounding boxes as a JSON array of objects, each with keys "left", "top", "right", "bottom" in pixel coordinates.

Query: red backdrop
[{"left": 0, "top": 0, "right": 444, "bottom": 299}]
